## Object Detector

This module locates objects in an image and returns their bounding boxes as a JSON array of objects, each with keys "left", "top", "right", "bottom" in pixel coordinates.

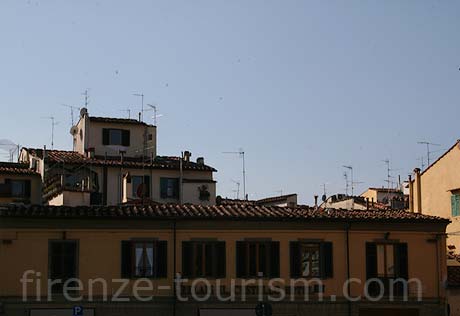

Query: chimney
[
  {"left": 314, "top": 195, "right": 318, "bottom": 208},
  {"left": 414, "top": 168, "right": 422, "bottom": 213},
  {"left": 183, "top": 151, "right": 192, "bottom": 162},
  {"left": 197, "top": 157, "right": 204, "bottom": 165},
  {"left": 119, "top": 150, "right": 126, "bottom": 163},
  {"left": 86, "top": 148, "right": 95, "bottom": 159},
  {"left": 138, "top": 112, "right": 142, "bottom": 122},
  {"left": 408, "top": 175, "right": 414, "bottom": 212},
  {"left": 371, "top": 197, "right": 374, "bottom": 208},
  {"left": 366, "top": 198, "right": 370, "bottom": 210}
]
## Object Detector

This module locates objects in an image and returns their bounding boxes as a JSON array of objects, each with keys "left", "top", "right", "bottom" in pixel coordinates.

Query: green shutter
[{"left": 452, "top": 195, "right": 460, "bottom": 217}]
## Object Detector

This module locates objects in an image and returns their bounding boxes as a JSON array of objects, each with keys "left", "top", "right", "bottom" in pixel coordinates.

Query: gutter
[{"left": 346, "top": 222, "right": 352, "bottom": 316}]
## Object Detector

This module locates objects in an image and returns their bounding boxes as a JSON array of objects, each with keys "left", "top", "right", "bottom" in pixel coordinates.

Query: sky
[{"left": 0, "top": 0, "right": 459, "bottom": 204}]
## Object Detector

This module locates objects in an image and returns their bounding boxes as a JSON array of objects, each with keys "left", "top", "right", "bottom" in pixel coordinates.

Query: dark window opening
[
  {"left": 132, "top": 175, "right": 150, "bottom": 198},
  {"left": 160, "top": 178, "right": 179, "bottom": 199},
  {"left": 49, "top": 240, "right": 78, "bottom": 294},
  {"left": 102, "top": 128, "right": 130, "bottom": 146},
  {"left": 182, "top": 241, "right": 226, "bottom": 278},
  {"left": 236, "top": 241, "right": 279, "bottom": 278}
]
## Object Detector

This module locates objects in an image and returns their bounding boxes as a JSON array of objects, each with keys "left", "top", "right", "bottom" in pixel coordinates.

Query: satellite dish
[
  {"left": 80, "top": 107, "right": 88, "bottom": 118},
  {"left": 322, "top": 194, "right": 327, "bottom": 202},
  {"left": 69, "top": 126, "right": 78, "bottom": 136}
]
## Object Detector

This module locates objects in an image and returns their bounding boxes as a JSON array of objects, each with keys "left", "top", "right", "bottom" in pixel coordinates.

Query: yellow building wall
[
  {"left": 0, "top": 226, "right": 445, "bottom": 300},
  {"left": 412, "top": 143, "right": 460, "bottom": 249},
  {"left": 0, "top": 174, "right": 42, "bottom": 204}
]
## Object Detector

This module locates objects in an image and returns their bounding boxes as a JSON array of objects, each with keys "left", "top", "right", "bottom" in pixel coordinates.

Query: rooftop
[
  {"left": 24, "top": 148, "right": 216, "bottom": 172},
  {"left": 89, "top": 116, "right": 154, "bottom": 127},
  {"left": 0, "top": 162, "right": 39, "bottom": 176},
  {"left": 0, "top": 203, "right": 449, "bottom": 224}
]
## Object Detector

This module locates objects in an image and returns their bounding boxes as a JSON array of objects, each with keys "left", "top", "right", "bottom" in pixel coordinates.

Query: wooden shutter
[
  {"left": 269, "top": 241, "right": 280, "bottom": 278},
  {"left": 395, "top": 243, "right": 408, "bottom": 279},
  {"left": 160, "top": 178, "right": 167, "bottom": 198},
  {"left": 143, "top": 175, "right": 151, "bottom": 198},
  {"left": 156, "top": 241, "right": 168, "bottom": 278},
  {"left": 321, "top": 242, "right": 333, "bottom": 279},
  {"left": 216, "top": 241, "right": 226, "bottom": 278},
  {"left": 173, "top": 178, "right": 180, "bottom": 198},
  {"left": 102, "top": 129, "right": 110, "bottom": 145},
  {"left": 122, "top": 130, "right": 130, "bottom": 146},
  {"left": 366, "top": 242, "right": 377, "bottom": 279},
  {"left": 236, "top": 241, "right": 247, "bottom": 278},
  {"left": 290, "top": 242, "right": 301, "bottom": 278},
  {"left": 24, "top": 180, "right": 31, "bottom": 198},
  {"left": 182, "top": 241, "right": 193, "bottom": 277},
  {"left": 121, "top": 241, "right": 132, "bottom": 278}
]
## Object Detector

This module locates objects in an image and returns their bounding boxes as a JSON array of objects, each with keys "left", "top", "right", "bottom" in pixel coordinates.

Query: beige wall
[
  {"left": 0, "top": 174, "right": 42, "bottom": 205},
  {"left": 49, "top": 191, "right": 91, "bottom": 207},
  {"left": 412, "top": 143, "right": 460, "bottom": 249},
  {"left": 0, "top": 221, "right": 447, "bottom": 300},
  {"left": 74, "top": 116, "right": 157, "bottom": 158}
]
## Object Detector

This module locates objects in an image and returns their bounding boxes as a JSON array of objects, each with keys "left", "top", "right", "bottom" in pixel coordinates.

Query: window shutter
[
  {"left": 143, "top": 176, "right": 151, "bottom": 198},
  {"left": 24, "top": 180, "right": 31, "bottom": 198},
  {"left": 216, "top": 241, "right": 226, "bottom": 278},
  {"left": 173, "top": 178, "right": 180, "bottom": 199},
  {"left": 395, "top": 243, "right": 408, "bottom": 279},
  {"left": 321, "top": 242, "right": 333, "bottom": 279},
  {"left": 122, "top": 130, "right": 130, "bottom": 146},
  {"left": 290, "top": 242, "right": 301, "bottom": 278},
  {"left": 366, "top": 243, "right": 377, "bottom": 279},
  {"left": 121, "top": 241, "right": 132, "bottom": 278},
  {"left": 157, "top": 241, "right": 168, "bottom": 278},
  {"left": 160, "top": 178, "right": 167, "bottom": 198},
  {"left": 456, "top": 196, "right": 460, "bottom": 217},
  {"left": 269, "top": 241, "right": 280, "bottom": 278},
  {"left": 182, "top": 241, "right": 193, "bottom": 277},
  {"left": 102, "top": 129, "right": 110, "bottom": 145},
  {"left": 236, "top": 241, "right": 246, "bottom": 278}
]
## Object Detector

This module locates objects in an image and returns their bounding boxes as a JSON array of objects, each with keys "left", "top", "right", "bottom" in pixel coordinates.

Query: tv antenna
[
  {"left": 343, "top": 171, "right": 349, "bottom": 195},
  {"left": 231, "top": 179, "right": 241, "bottom": 199},
  {"left": 133, "top": 93, "right": 144, "bottom": 121},
  {"left": 274, "top": 189, "right": 283, "bottom": 196},
  {"left": 320, "top": 183, "right": 329, "bottom": 202},
  {"left": 82, "top": 89, "right": 90, "bottom": 108},
  {"left": 120, "top": 108, "right": 131, "bottom": 119},
  {"left": 0, "top": 140, "right": 20, "bottom": 162},
  {"left": 417, "top": 156, "right": 426, "bottom": 171},
  {"left": 61, "top": 104, "right": 80, "bottom": 126},
  {"left": 223, "top": 149, "right": 246, "bottom": 199},
  {"left": 342, "top": 165, "right": 355, "bottom": 195},
  {"left": 146, "top": 104, "right": 164, "bottom": 126},
  {"left": 42, "top": 116, "right": 59, "bottom": 149},
  {"left": 417, "top": 141, "right": 441, "bottom": 167}
]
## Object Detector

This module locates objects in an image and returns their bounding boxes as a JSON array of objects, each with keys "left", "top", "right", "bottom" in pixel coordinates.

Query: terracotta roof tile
[
  {"left": 0, "top": 162, "right": 39, "bottom": 176},
  {"left": 24, "top": 148, "right": 216, "bottom": 172},
  {"left": 0, "top": 204, "right": 450, "bottom": 224},
  {"left": 89, "top": 116, "right": 154, "bottom": 127}
]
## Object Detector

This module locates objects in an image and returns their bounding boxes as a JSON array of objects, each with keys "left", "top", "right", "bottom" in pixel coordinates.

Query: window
[
  {"left": 8, "top": 179, "right": 31, "bottom": 198},
  {"left": 290, "top": 241, "right": 333, "bottom": 279},
  {"left": 182, "top": 241, "right": 226, "bottom": 278},
  {"left": 49, "top": 240, "right": 78, "bottom": 294},
  {"left": 102, "top": 128, "right": 130, "bottom": 146},
  {"left": 132, "top": 175, "right": 150, "bottom": 198},
  {"left": 121, "top": 240, "right": 167, "bottom": 278},
  {"left": 236, "top": 241, "right": 279, "bottom": 278},
  {"left": 160, "top": 178, "right": 179, "bottom": 199},
  {"left": 366, "top": 242, "right": 408, "bottom": 296},
  {"left": 451, "top": 194, "right": 460, "bottom": 217}
]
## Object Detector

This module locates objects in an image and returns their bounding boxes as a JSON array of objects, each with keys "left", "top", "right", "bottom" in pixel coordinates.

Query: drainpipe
[
  {"left": 414, "top": 168, "right": 422, "bottom": 213},
  {"left": 173, "top": 219, "right": 177, "bottom": 316},
  {"left": 408, "top": 175, "right": 414, "bottom": 212},
  {"left": 346, "top": 223, "right": 352, "bottom": 316}
]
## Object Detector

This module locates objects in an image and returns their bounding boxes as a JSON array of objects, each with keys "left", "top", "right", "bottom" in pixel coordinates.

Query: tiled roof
[
  {"left": 256, "top": 193, "right": 297, "bottom": 204},
  {"left": 0, "top": 162, "right": 39, "bottom": 176},
  {"left": 24, "top": 148, "right": 216, "bottom": 172},
  {"left": 89, "top": 116, "right": 154, "bottom": 127},
  {"left": 0, "top": 204, "right": 450, "bottom": 223},
  {"left": 448, "top": 266, "right": 460, "bottom": 288},
  {"left": 367, "top": 188, "right": 402, "bottom": 193}
]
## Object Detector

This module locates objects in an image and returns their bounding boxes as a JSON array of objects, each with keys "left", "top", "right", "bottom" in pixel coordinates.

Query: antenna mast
[
  {"left": 223, "top": 149, "right": 246, "bottom": 199},
  {"left": 133, "top": 93, "right": 144, "bottom": 122},
  {"left": 343, "top": 165, "right": 354, "bottom": 195},
  {"left": 417, "top": 141, "right": 441, "bottom": 167},
  {"left": 61, "top": 104, "right": 80, "bottom": 126},
  {"left": 42, "top": 116, "right": 59, "bottom": 149},
  {"left": 82, "top": 89, "right": 90, "bottom": 108}
]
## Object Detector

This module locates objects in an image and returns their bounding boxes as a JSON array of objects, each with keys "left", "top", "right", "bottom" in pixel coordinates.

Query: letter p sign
[{"left": 73, "top": 306, "right": 83, "bottom": 316}]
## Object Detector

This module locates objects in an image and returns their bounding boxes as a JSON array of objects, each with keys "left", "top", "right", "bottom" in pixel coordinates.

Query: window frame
[
  {"left": 121, "top": 239, "right": 168, "bottom": 279},
  {"left": 131, "top": 175, "right": 151, "bottom": 198},
  {"left": 290, "top": 241, "right": 333, "bottom": 279},
  {"left": 236, "top": 240, "right": 279, "bottom": 279},
  {"left": 182, "top": 240, "right": 226, "bottom": 279},
  {"left": 109, "top": 129, "right": 123, "bottom": 146},
  {"left": 48, "top": 240, "right": 79, "bottom": 294},
  {"left": 10, "top": 179, "right": 30, "bottom": 198},
  {"left": 160, "top": 177, "right": 179, "bottom": 199},
  {"left": 451, "top": 194, "right": 460, "bottom": 217}
]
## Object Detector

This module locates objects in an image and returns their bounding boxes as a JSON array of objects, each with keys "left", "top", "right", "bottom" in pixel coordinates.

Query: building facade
[
  {"left": 0, "top": 162, "right": 42, "bottom": 205},
  {"left": 17, "top": 108, "right": 217, "bottom": 207},
  {"left": 0, "top": 204, "right": 449, "bottom": 316}
]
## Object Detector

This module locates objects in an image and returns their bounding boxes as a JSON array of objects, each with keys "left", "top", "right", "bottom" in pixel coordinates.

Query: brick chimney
[{"left": 414, "top": 168, "right": 422, "bottom": 213}]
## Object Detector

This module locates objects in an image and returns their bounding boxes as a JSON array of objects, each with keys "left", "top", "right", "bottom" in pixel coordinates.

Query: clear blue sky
[{"left": 1, "top": 0, "right": 459, "bottom": 204}]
